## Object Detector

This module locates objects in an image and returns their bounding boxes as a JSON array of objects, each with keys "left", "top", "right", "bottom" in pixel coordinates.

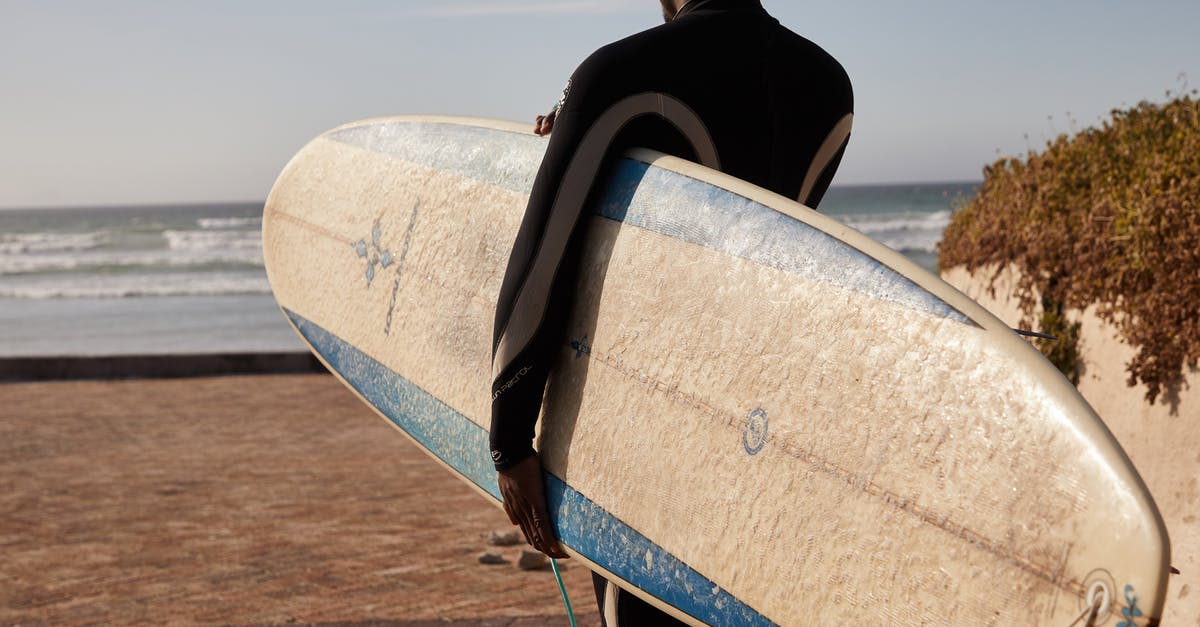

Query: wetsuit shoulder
[
  {"left": 557, "top": 20, "right": 690, "bottom": 116},
  {"left": 769, "top": 27, "right": 853, "bottom": 110}
]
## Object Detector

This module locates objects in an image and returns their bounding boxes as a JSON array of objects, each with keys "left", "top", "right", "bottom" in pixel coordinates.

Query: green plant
[{"left": 939, "top": 93, "right": 1200, "bottom": 404}]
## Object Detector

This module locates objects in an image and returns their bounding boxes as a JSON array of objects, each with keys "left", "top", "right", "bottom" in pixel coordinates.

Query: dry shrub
[{"left": 939, "top": 94, "right": 1200, "bottom": 404}]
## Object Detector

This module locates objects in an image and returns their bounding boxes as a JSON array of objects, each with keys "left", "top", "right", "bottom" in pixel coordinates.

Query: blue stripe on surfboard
[
  {"left": 285, "top": 309, "right": 774, "bottom": 627},
  {"left": 328, "top": 120, "right": 973, "bottom": 326},
  {"left": 328, "top": 122, "right": 545, "bottom": 194},
  {"left": 594, "top": 159, "right": 972, "bottom": 324}
]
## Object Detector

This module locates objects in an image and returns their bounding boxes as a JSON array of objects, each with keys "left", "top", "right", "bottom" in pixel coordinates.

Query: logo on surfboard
[
  {"left": 349, "top": 200, "right": 422, "bottom": 335},
  {"left": 742, "top": 407, "right": 768, "bottom": 455}
]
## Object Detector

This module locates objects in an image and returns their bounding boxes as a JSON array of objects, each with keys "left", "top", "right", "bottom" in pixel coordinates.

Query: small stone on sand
[
  {"left": 517, "top": 549, "right": 550, "bottom": 571},
  {"left": 478, "top": 551, "right": 509, "bottom": 565},
  {"left": 487, "top": 528, "right": 523, "bottom": 546}
]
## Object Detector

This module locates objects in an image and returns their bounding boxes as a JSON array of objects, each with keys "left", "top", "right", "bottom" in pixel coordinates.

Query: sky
[{"left": 2, "top": 0, "right": 1199, "bottom": 209}]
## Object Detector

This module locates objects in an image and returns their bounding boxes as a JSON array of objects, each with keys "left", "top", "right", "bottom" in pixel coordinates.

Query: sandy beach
[{"left": 0, "top": 374, "right": 599, "bottom": 626}]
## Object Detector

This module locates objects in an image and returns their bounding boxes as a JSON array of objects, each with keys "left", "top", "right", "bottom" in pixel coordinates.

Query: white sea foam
[
  {"left": 0, "top": 271, "right": 272, "bottom": 299},
  {"left": 0, "top": 231, "right": 108, "bottom": 254},
  {"left": 837, "top": 210, "right": 951, "bottom": 254},
  {"left": 197, "top": 216, "right": 262, "bottom": 229},
  {"left": 0, "top": 247, "right": 264, "bottom": 275},
  {"left": 164, "top": 229, "right": 261, "bottom": 251}
]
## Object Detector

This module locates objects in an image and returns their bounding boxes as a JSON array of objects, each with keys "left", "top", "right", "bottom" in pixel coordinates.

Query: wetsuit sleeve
[
  {"left": 489, "top": 83, "right": 600, "bottom": 471},
  {"left": 488, "top": 48, "right": 722, "bottom": 471}
]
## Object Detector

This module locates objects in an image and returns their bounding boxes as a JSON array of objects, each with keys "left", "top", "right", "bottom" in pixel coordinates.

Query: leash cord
[{"left": 550, "top": 558, "right": 578, "bottom": 627}]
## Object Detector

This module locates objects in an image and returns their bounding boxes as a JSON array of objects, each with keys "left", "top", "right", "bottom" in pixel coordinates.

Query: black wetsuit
[
  {"left": 490, "top": 0, "right": 852, "bottom": 621},
  {"left": 491, "top": 0, "right": 852, "bottom": 466}
]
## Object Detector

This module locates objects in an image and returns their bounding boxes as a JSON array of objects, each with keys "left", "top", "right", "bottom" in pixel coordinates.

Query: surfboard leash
[{"left": 550, "top": 558, "right": 578, "bottom": 627}]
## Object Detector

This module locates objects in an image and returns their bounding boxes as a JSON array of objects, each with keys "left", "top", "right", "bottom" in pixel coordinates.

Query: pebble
[
  {"left": 477, "top": 551, "right": 509, "bottom": 565},
  {"left": 487, "top": 528, "right": 523, "bottom": 547},
  {"left": 517, "top": 549, "right": 550, "bottom": 571}
]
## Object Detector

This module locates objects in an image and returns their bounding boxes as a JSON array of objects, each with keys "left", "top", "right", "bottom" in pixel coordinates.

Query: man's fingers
[
  {"left": 501, "top": 497, "right": 518, "bottom": 525},
  {"left": 517, "top": 499, "right": 553, "bottom": 556},
  {"left": 531, "top": 505, "right": 568, "bottom": 558},
  {"left": 499, "top": 481, "right": 521, "bottom": 526},
  {"left": 530, "top": 513, "right": 549, "bottom": 549},
  {"left": 533, "top": 109, "right": 556, "bottom": 136},
  {"left": 496, "top": 454, "right": 567, "bottom": 557},
  {"left": 513, "top": 498, "right": 539, "bottom": 547}
]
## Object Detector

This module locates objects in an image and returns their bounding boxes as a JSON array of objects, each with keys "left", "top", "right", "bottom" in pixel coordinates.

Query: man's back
[{"left": 551, "top": 0, "right": 852, "bottom": 205}]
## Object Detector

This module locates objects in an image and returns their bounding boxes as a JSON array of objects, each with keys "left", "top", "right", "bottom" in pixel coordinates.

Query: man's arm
[
  {"left": 490, "top": 80, "right": 598, "bottom": 557},
  {"left": 490, "top": 100, "right": 593, "bottom": 471},
  {"left": 492, "top": 85, "right": 722, "bottom": 562}
]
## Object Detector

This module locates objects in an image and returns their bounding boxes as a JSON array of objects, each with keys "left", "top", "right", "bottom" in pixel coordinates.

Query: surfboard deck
[{"left": 263, "top": 116, "right": 1169, "bottom": 625}]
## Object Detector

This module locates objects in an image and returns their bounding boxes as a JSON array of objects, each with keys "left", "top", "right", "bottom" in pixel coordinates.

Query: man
[{"left": 490, "top": 0, "right": 852, "bottom": 622}]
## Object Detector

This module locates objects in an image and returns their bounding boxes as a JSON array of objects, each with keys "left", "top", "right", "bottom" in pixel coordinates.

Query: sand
[{"left": 0, "top": 374, "right": 599, "bottom": 626}]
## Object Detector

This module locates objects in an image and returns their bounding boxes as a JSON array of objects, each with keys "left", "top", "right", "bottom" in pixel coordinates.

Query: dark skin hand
[
  {"left": 498, "top": 454, "right": 569, "bottom": 558},
  {"left": 533, "top": 107, "right": 557, "bottom": 136}
]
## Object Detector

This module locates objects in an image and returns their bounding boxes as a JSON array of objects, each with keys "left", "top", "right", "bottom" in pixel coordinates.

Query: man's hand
[
  {"left": 533, "top": 107, "right": 557, "bottom": 136},
  {"left": 497, "top": 454, "right": 569, "bottom": 558}
]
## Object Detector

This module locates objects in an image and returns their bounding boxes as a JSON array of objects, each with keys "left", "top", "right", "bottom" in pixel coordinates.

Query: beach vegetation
[{"left": 939, "top": 89, "right": 1200, "bottom": 404}]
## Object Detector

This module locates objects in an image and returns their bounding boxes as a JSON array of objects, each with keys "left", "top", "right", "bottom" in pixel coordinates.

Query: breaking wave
[
  {"left": 163, "top": 228, "right": 261, "bottom": 252},
  {"left": 836, "top": 210, "right": 952, "bottom": 254},
  {"left": 0, "top": 231, "right": 109, "bottom": 254},
  {"left": 197, "top": 216, "right": 262, "bottom": 229},
  {"left": 0, "top": 271, "right": 272, "bottom": 299}
]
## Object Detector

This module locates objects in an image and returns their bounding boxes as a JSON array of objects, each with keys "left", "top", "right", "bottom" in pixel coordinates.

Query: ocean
[
  {"left": 0, "top": 182, "right": 976, "bottom": 357},
  {"left": 819, "top": 181, "right": 977, "bottom": 275}
]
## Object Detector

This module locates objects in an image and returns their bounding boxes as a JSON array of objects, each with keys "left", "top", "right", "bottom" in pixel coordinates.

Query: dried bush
[{"left": 939, "top": 93, "right": 1200, "bottom": 404}]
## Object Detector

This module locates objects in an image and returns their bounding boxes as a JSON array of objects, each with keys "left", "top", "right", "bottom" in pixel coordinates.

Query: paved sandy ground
[{"left": 0, "top": 375, "right": 599, "bottom": 626}]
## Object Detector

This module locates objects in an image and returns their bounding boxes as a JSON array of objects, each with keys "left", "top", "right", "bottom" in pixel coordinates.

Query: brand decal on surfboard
[
  {"left": 742, "top": 407, "right": 768, "bottom": 455},
  {"left": 350, "top": 200, "right": 422, "bottom": 335}
]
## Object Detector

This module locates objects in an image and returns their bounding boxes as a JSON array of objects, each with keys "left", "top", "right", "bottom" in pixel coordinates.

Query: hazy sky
[{"left": 2, "top": 0, "right": 1198, "bottom": 208}]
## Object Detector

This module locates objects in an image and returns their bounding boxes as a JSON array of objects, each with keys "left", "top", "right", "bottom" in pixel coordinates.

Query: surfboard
[{"left": 262, "top": 116, "right": 1169, "bottom": 625}]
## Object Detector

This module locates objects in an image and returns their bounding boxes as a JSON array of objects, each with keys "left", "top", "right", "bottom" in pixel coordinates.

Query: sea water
[
  {"left": 819, "top": 182, "right": 977, "bottom": 275},
  {"left": 0, "top": 183, "right": 976, "bottom": 357},
  {"left": 0, "top": 203, "right": 295, "bottom": 357}
]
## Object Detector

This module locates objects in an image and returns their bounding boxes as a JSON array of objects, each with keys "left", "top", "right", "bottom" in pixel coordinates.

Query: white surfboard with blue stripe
[{"left": 263, "top": 116, "right": 1168, "bottom": 625}]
